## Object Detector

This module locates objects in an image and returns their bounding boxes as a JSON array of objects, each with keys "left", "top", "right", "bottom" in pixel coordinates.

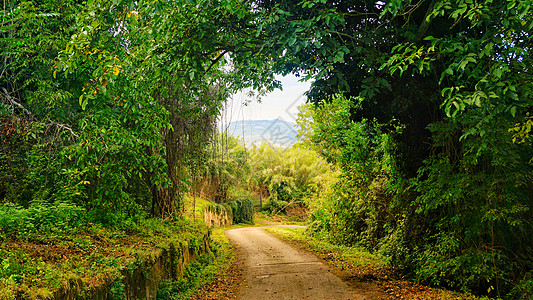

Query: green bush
[
  {"left": 229, "top": 199, "right": 253, "bottom": 224},
  {"left": 0, "top": 202, "right": 86, "bottom": 236},
  {"left": 264, "top": 199, "right": 288, "bottom": 215}
]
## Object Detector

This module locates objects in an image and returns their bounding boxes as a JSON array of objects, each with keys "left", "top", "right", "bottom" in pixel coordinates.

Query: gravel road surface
[{"left": 226, "top": 226, "right": 366, "bottom": 300}]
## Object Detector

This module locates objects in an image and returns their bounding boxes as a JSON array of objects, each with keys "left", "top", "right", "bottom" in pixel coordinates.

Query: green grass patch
[{"left": 265, "top": 226, "right": 386, "bottom": 272}]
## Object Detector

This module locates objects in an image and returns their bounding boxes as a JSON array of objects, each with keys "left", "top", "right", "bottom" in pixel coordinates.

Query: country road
[{"left": 226, "top": 226, "right": 367, "bottom": 300}]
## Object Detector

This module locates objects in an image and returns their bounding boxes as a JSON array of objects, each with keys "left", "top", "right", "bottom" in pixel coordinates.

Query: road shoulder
[{"left": 265, "top": 226, "right": 472, "bottom": 300}]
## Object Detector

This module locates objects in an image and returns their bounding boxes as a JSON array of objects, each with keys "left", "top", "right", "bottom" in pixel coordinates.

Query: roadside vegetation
[
  {"left": 156, "top": 227, "right": 235, "bottom": 300},
  {"left": 0, "top": 213, "right": 207, "bottom": 299},
  {"left": 266, "top": 227, "right": 472, "bottom": 300}
]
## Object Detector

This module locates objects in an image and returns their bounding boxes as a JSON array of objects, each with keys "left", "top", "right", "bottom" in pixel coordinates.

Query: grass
[{"left": 264, "top": 226, "right": 386, "bottom": 273}]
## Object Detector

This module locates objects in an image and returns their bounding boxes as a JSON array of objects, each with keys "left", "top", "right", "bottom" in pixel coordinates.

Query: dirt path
[{"left": 225, "top": 225, "right": 367, "bottom": 300}]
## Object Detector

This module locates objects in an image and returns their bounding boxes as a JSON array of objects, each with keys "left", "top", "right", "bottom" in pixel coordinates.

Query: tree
[
  {"left": 2, "top": 0, "right": 285, "bottom": 219},
  {"left": 265, "top": 0, "right": 532, "bottom": 296}
]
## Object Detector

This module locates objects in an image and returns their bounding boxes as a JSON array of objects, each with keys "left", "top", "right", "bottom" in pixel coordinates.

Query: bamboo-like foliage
[{"left": 248, "top": 143, "right": 336, "bottom": 214}]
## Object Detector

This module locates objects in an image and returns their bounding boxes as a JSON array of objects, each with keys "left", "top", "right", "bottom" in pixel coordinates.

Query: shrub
[
  {"left": 264, "top": 199, "right": 288, "bottom": 215},
  {"left": 228, "top": 199, "right": 253, "bottom": 224},
  {"left": 0, "top": 202, "right": 86, "bottom": 236}
]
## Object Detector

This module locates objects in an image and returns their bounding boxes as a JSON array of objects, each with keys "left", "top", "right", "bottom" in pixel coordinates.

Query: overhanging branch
[{"left": 1, "top": 87, "right": 79, "bottom": 139}]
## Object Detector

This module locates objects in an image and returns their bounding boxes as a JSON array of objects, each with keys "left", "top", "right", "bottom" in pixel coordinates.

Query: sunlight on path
[{"left": 226, "top": 226, "right": 366, "bottom": 300}]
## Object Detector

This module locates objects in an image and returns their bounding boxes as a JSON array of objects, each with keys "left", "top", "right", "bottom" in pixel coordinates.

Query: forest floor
[{"left": 193, "top": 216, "right": 473, "bottom": 300}]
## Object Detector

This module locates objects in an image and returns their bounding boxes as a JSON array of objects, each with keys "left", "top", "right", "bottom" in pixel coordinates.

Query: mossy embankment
[
  {"left": 0, "top": 203, "right": 212, "bottom": 299},
  {"left": 0, "top": 196, "right": 260, "bottom": 299}
]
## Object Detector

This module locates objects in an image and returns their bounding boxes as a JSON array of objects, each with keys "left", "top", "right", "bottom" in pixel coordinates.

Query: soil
[{"left": 191, "top": 247, "right": 245, "bottom": 299}]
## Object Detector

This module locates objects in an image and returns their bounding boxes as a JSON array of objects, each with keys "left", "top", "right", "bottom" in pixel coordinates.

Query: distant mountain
[{"left": 221, "top": 119, "right": 298, "bottom": 147}]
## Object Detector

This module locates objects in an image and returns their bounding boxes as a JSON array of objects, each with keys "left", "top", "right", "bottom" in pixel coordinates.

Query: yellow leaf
[
  {"left": 213, "top": 50, "right": 223, "bottom": 60},
  {"left": 112, "top": 65, "right": 120, "bottom": 76}
]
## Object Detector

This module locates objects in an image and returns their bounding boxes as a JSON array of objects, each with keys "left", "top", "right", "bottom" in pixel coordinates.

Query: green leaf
[
  {"left": 493, "top": 68, "right": 502, "bottom": 78},
  {"left": 334, "top": 51, "right": 344, "bottom": 63}
]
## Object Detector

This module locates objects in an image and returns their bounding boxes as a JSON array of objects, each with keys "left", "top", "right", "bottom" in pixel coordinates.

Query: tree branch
[
  {"left": 205, "top": 50, "right": 229, "bottom": 73},
  {"left": 417, "top": 0, "right": 437, "bottom": 40},
  {"left": 45, "top": 121, "right": 79, "bottom": 139},
  {"left": 1, "top": 87, "right": 33, "bottom": 118},
  {"left": 1, "top": 87, "right": 79, "bottom": 139}
]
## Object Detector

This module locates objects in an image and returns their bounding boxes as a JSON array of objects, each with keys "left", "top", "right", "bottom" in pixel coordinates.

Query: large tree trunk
[
  {"left": 149, "top": 82, "right": 182, "bottom": 218},
  {"left": 150, "top": 80, "right": 221, "bottom": 218},
  {"left": 149, "top": 112, "right": 187, "bottom": 218},
  {"left": 151, "top": 184, "right": 176, "bottom": 218}
]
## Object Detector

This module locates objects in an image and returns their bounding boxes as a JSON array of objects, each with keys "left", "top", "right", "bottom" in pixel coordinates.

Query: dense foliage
[
  {"left": 282, "top": 0, "right": 533, "bottom": 298},
  {"left": 248, "top": 143, "right": 336, "bottom": 215},
  {"left": 1, "top": 0, "right": 279, "bottom": 221}
]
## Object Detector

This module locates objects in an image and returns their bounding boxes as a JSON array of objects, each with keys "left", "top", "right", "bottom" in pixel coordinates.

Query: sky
[{"left": 221, "top": 74, "right": 312, "bottom": 125}]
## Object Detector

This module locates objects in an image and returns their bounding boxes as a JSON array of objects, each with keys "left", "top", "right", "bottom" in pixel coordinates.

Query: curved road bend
[{"left": 226, "top": 226, "right": 367, "bottom": 300}]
